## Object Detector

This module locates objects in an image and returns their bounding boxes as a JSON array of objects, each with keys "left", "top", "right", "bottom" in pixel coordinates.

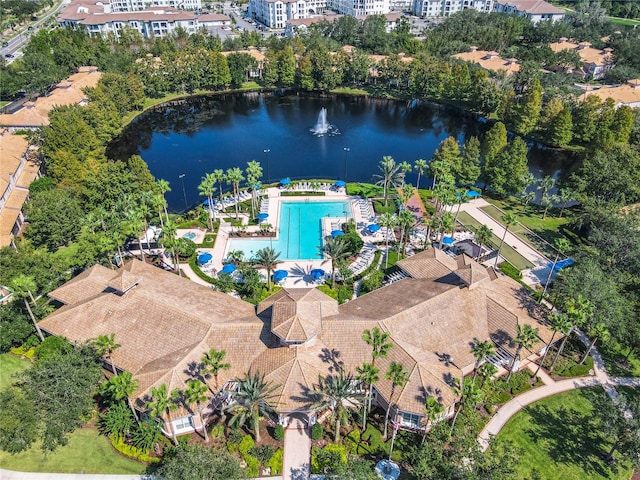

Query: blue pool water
[{"left": 228, "top": 201, "right": 351, "bottom": 260}]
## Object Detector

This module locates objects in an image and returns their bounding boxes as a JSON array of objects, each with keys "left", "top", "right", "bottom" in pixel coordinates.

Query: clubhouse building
[{"left": 39, "top": 249, "right": 555, "bottom": 437}]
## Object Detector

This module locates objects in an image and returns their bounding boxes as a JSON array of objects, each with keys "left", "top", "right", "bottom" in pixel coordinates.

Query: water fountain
[{"left": 311, "top": 107, "right": 338, "bottom": 136}]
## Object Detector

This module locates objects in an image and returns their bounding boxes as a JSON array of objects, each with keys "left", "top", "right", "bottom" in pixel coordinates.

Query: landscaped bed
[{"left": 496, "top": 388, "right": 633, "bottom": 480}]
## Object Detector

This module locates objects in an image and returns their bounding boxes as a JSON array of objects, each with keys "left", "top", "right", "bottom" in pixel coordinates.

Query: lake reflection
[{"left": 108, "top": 92, "right": 575, "bottom": 212}]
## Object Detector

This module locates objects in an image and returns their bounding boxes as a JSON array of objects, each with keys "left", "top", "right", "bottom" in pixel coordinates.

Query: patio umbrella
[
  {"left": 273, "top": 270, "right": 288, "bottom": 281},
  {"left": 367, "top": 224, "right": 381, "bottom": 233},
  {"left": 280, "top": 178, "right": 291, "bottom": 185},
  {"left": 334, "top": 180, "right": 346, "bottom": 187},
  {"left": 331, "top": 230, "right": 344, "bottom": 238},
  {"left": 310, "top": 268, "right": 325, "bottom": 280},
  {"left": 197, "top": 252, "right": 212, "bottom": 265},
  {"left": 465, "top": 190, "right": 481, "bottom": 198},
  {"left": 442, "top": 236, "right": 455, "bottom": 245},
  {"left": 221, "top": 263, "right": 237, "bottom": 274},
  {"left": 202, "top": 199, "right": 214, "bottom": 207},
  {"left": 257, "top": 213, "right": 269, "bottom": 221}
]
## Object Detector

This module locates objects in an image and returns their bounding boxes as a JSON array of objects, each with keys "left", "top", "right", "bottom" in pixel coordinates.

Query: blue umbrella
[
  {"left": 310, "top": 268, "right": 325, "bottom": 279},
  {"left": 334, "top": 180, "right": 346, "bottom": 187},
  {"left": 273, "top": 270, "right": 288, "bottom": 281},
  {"left": 257, "top": 213, "right": 269, "bottom": 221},
  {"left": 442, "top": 236, "right": 455, "bottom": 245},
  {"left": 465, "top": 190, "right": 481, "bottom": 198},
  {"left": 202, "top": 199, "right": 214, "bottom": 206},
  {"left": 549, "top": 258, "right": 574, "bottom": 271},
  {"left": 331, "top": 230, "right": 344, "bottom": 238},
  {"left": 197, "top": 252, "right": 212, "bottom": 264},
  {"left": 221, "top": 263, "right": 237, "bottom": 274},
  {"left": 367, "top": 224, "right": 380, "bottom": 233},
  {"left": 280, "top": 178, "right": 291, "bottom": 185}
]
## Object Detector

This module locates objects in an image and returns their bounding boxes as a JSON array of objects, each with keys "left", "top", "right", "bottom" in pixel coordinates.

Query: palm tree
[
  {"left": 312, "top": 369, "right": 363, "bottom": 442},
  {"left": 124, "top": 207, "right": 146, "bottom": 263},
  {"left": 184, "top": 380, "right": 210, "bottom": 441},
  {"left": 320, "top": 236, "right": 352, "bottom": 287},
  {"left": 507, "top": 323, "right": 539, "bottom": 381},
  {"left": 474, "top": 224, "right": 492, "bottom": 261},
  {"left": 245, "top": 160, "right": 263, "bottom": 219},
  {"left": 414, "top": 158, "right": 428, "bottom": 190},
  {"left": 378, "top": 212, "right": 397, "bottom": 269},
  {"left": 356, "top": 362, "right": 379, "bottom": 431},
  {"left": 10, "top": 274, "right": 44, "bottom": 341},
  {"left": 452, "top": 190, "right": 469, "bottom": 227},
  {"left": 156, "top": 179, "right": 171, "bottom": 226},
  {"left": 477, "top": 362, "right": 497, "bottom": 387},
  {"left": 93, "top": 333, "right": 121, "bottom": 376},
  {"left": 213, "top": 169, "right": 226, "bottom": 211},
  {"left": 198, "top": 172, "right": 217, "bottom": 229},
  {"left": 226, "top": 167, "right": 245, "bottom": 220},
  {"left": 161, "top": 219, "right": 181, "bottom": 275},
  {"left": 557, "top": 188, "right": 574, "bottom": 219},
  {"left": 450, "top": 379, "right": 483, "bottom": 435},
  {"left": 201, "top": 348, "right": 231, "bottom": 393},
  {"left": 470, "top": 339, "right": 495, "bottom": 380},
  {"left": 581, "top": 323, "right": 610, "bottom": 364},
  {"left": 397, "top": 209, "right": 415, "bottom": 258},
  {"left": 549, "top": 314, "right": 576, "bottom": 372},
  {"left": 227, "top": 370, "right": 279, "bottom": 443},
  {"left": 540, "top": 237, "right": 571, "bottom": 304},
  {"left": 104, "top": 371, "right": 140, "bottom": 423},
  {"left": 383, "top": 361, "right": 409, "bottom": 439},
  {"left": 537, "top": 176, "right": 555, "bottom": 218},
  {"left": 534, "top": 312, "right": 570, "bottom": 376},
  {"left": 421, "top": 397, "right": 445, "bottom": 445},
  {"left": 399, "top": 161, "right": 412, "bottom": 187},
  {"left": 494, "top": 213, "right": 518, "bottom": 268},
  {"left": 146, "top": 384, "right": 180, "bottom": 445},
  {"left": 254, "top": 247, "right": 282, "bottom": 291},
  {"left": 373, "top": 156, "right": 402, "bottom": 207},
  {"left": 362, "top": 327, "right": 393, "bottom": 369}
]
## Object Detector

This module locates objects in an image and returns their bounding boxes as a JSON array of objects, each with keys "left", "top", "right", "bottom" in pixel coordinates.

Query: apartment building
[
  {"left": 412, "top": 0, "right": 493, "bottom": 18},
  {"left": 494, "top": 0, "right": 564, "bottom": 24}
]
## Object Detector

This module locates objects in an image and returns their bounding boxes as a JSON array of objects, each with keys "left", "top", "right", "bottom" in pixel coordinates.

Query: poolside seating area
[
  {"left": 353, "top": 198, "right": 374, "bottom": 221},
  {"left": 349, "top": 243, "right": 377, "bottom": 276},
  {"left": 213, "top": 190, "right": 256, "bottom": 211}
]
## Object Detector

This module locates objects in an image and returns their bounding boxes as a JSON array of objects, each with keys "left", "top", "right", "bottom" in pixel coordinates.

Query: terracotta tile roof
[
  {"left": 453, "top": 50, "right": 521, "bottom": 76},
  {"left": 41, "top": 250, "right": 557, "bottom": 420},
  {"left": 577, "top": 82, "right": 640, "bottom": 107},
  {"left": 498, "top": 0, "right": 564, "bottom": 15}
]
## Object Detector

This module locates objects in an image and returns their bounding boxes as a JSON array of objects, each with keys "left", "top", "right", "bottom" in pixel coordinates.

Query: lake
[{"left": 108, "top": 92, "right": 575, "bottom": 212}]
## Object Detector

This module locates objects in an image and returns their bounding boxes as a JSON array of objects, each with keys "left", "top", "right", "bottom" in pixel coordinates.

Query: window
[
  {"left": 173, "top": 416, "right": 193, "bottom": 432},
  {"left": 400, "top": 411, "right": 421, "bottom": 428}
]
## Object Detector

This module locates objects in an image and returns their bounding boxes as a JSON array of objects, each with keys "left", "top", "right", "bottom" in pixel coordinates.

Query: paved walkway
[
  {"left": 282, "top": 417, "right": 311, "bottom": 480},
  {"left": 455, "top": 198, "right": 551, "bottom": 287},
  {"left": 478, "top": 331, "right": 640, "bottom": 450}
]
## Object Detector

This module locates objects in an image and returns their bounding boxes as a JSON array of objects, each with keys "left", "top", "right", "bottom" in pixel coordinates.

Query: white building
[
  {"left": 412, "top": 0, "right": 493, "bottom": 18},
  {"left": 102, "top": 0, "right": 201, "bottom": 13},
  {"left": 58, "top": 4, "right": 230, "bottom": 38},
  {"left": 249, "top": 0, "right": 390, "bottom": 29},
  {"left": 494, "top": 0, "right": 564, "bottom": 24}
]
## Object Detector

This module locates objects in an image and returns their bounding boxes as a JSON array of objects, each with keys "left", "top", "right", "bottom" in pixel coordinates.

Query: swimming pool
[{"left": 228, "top": 201, "right": 351, "bottom": 260}]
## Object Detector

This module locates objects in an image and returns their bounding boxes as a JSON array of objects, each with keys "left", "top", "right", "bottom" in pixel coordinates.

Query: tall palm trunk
[
  {"left": 253, "top": 408, "right": 261, "bottom": 443},
  {"left": 383, "top": 388, "right": 396, "bottom": 439},
  {"left": 24, "top": 298, "right": 44, "bottom": 341},
  {"left": 550, "top": 333, "right": 571, "bottom": 372},
  {"left": 506, "top": 346, "right": 522, "bottom": 382},
  {"left": 534, "top": 331, "right": 557, "bottom": 377}
]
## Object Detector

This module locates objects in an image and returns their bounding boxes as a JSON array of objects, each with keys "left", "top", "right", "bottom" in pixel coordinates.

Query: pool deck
[{"left": 180, "top": 185, "right": 383, "bottom": 288}]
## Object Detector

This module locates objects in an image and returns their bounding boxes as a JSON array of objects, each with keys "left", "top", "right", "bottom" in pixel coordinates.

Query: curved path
[{"left": 478, "top": 331, "right": 640, "bottom": 450}]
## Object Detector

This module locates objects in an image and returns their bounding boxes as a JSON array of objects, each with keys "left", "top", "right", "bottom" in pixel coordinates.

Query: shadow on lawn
[{"left": 523, "top": 390, "right": 623, "bottom": 478}]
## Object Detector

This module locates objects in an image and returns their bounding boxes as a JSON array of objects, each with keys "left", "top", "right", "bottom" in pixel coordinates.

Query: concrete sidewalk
[{"left": 282, "top": 417, "right": 311, "bottom": 480}]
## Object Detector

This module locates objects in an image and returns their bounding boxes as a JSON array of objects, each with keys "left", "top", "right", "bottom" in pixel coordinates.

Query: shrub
[
  {"left": 35, "top": 336, "right": 71, "bottom": 361},
  {"left": 555, "top": 356, "right": 594, "bottom": 377},
  {"left": 9, "top": 345, "right": 36, "bottom": 360},
  {"left": 498, "top": 261, "right": 522, "bottom": 281},
  {"left": 344, "top": 429, "right": 360, "bottom": 453},
  {"left": 238, "top": 435, "right": 255, "bottom": 454},
  {"left": 175, "top": 237, "right": 196, "bottom": 259},
  {"left": 495, "top": 391, "right": 512, "bottom": 404},
  {"left": 249, "top": 445, "right": 275, "bottom": 463},
  {"left": 310, "top": 422, "right": 323, "bottom": 440},
  {"left": 242, "top": 452, "right": 260, "bottom": 478},
  {"left": 512, "top": 382, "right": 532, "bottom": 395},
  {"left": 373, "top": 200, "right": 397, "bottom": 215},
  {"left": 228, "top": 429, "right": 244, "bottom": 444},
  {"left": 273, "top": 424, "right": 285, "bottom": 441},
  {"left": 311, "top": 444, "right": 350, "bottom": 474},
  {"left": 264, "top": 447, "right": 283, "bottom": 475},
  {"left": 109, "top": 435, "right": 160, "bottom": 463},
  {"left": 337, "top": 285, "right": 352, "bottom": 304},
  {"left": 210, "top": 424, "right": 224, "bottom": 438}
]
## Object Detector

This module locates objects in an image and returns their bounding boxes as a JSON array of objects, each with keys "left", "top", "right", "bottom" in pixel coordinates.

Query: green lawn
[
  {"left": 456, "top": 211, "right": 534, "bottom": 270},
  {"left": 0, "top": 353, "right": 30, "bottom": 392},
  {"left": 481, "top": 199, "right": 571, "bottom": 258},
  {"left": 0, "top": 427, "right": 146, "bottom": 474},
  {"left": 599, "top": 342, "right": 640, "bottom": 378},
  {"left": 497, "top": 388, "right": 633, "bottom": 480}
]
